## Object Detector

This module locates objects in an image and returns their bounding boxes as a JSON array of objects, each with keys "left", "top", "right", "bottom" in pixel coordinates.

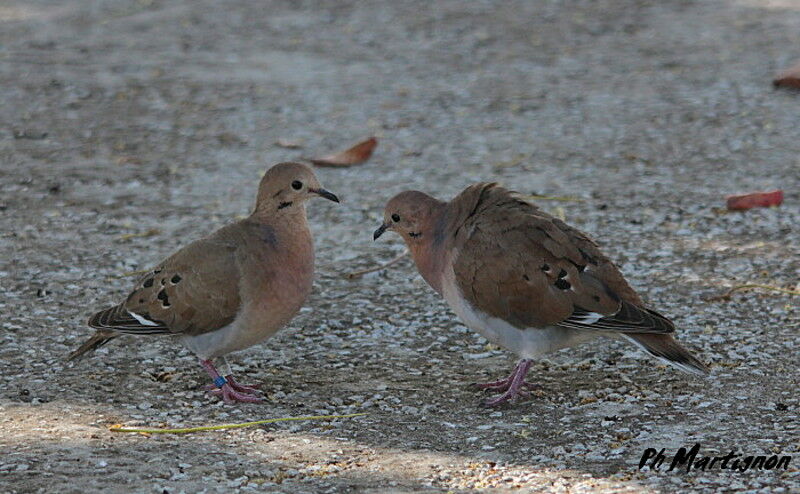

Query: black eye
[
  {"left": 291, "top": 180, "right": 302, "bottom": 190},
  {"left": 391, "top": 213, "right": 400, "bottom": 222}
]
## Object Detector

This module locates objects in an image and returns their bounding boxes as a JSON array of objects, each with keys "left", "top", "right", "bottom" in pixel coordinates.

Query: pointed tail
[
  {"left": 623, "top": 333, "right": 709, "bottom": 376},
  {"left": 67, "top": 330, "right": 119, "bottom": 361}
]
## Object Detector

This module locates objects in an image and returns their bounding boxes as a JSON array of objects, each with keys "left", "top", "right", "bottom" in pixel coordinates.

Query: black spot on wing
[{"left": 157, "top": 289, "right": 171, "bottom": 307}]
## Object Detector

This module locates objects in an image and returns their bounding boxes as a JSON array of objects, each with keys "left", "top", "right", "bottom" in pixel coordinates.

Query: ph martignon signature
[{"left": 639, "top": 444, "right": 792, "bottom": 473}]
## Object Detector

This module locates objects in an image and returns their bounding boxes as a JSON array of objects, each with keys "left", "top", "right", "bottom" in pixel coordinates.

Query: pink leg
[
  {"left": 474, "top": 360, "right": 539, "bottom": 391},
  {"left": 200, "top": 359, "right": 262, "bottom": 404},
  {"left": 478, "top": 360, "right": 537, "bottom": 407}
]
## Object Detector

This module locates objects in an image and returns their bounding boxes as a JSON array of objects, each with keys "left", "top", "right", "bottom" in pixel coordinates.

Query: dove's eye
[
  {"left": 391, "top": 213, "right": 400, "bottom": 222},
  {"left": 291, "top": 180, "right": 303, "bottom": 190}
]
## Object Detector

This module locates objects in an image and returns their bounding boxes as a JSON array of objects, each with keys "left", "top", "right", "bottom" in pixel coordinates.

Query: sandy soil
[{"left": 1, "top": 0, "right": 799, "bottom": 492}]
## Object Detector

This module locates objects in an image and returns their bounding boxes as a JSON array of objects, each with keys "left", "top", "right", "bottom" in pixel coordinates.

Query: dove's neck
[
  {"left": 407, "top": 204, "right": 448, "bottom": 295},
  {"left": 250, "top": 202, "right": 309, "bottom": 227},
  {"left": 246, "top": 204, "right": 313, "bottom": 258}
]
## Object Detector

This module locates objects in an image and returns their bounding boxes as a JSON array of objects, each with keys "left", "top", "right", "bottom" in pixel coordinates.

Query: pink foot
[
  {"left": 226, "top": 375, "right": 261, "bottom": 394},
  {"left": 203, "top": 375, "right": 261, "bottom": 394},
  {"left": 475, "top": 377, "right": 539, "bottom": 392},
  {"left": 213, "top": 383, "right": 263, "bottom": 404},
  {"left": 475, "top": 376, "right": 538, "bottom": 392},
  {"left": 477, "top": 360, "right": 536, "bottom": 407},
  {"left": 483, "top": 386, "right": 531, "bottom": 407},
  {"left": 200, "top": 359, "right": 263, "bottom": 404}
]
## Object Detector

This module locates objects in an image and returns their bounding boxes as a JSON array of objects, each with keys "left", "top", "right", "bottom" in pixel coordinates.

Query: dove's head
[
  {"left": 254, "top": 162, "right": 339, "bottom": 215},
  {"left": 374, "top": 191, "right": 445, "bottom": 244}
]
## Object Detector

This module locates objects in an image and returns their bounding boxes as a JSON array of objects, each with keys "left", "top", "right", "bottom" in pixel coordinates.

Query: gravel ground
[{"left": 1, "top": 1, "right": 799, "bottom": 493}]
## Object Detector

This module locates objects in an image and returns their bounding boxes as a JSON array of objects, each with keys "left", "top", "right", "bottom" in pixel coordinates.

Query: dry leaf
[
  {"left": 551, "top": 206, "right": 566, "bottom": 221},
  {"left": 773, "top": 61, "right": 800, "bottom": 89},
  {"left": 275, "top": 138, "right": 304, "bottom": 149},
  {"left": 310, "top": 137, "right": 377, "bottom": 167},
  {"left": 216, "top": 132, "right": 246, "bottom": 146},
  {"left": 116, "top": 228, "right": 161, "bottom": 241},
  {"left": 492, "top": 154, "right": 527, "bottom": 169},
  {"left": 725, "top": 190, "right": 783, "bottom": 211},
  {"left": 115, "top": 156, "right": 142, "bottom": 166}
]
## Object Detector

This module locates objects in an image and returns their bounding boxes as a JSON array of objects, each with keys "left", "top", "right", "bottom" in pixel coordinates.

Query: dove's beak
[
  {"left": 310, "top": 188, "right": 339, "bottom": 203},
  {"left": 373, "top": 223, "right": 388, "bottom": 240}
]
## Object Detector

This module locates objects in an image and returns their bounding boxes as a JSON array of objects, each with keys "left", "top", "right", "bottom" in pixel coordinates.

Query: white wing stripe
[
  {"left": 128, "top": 310, "right": 160, "bottom": 327},
  {"left": 570, "top": 311, "right": 604, "bottom": 324}
]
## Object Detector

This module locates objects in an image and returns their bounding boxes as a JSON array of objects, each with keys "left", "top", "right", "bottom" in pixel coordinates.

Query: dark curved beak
[
  {"left": 373, "top": 222, "right": 388, "bottom": 240},
  {"left": 310, "top": 188, "right": 339, "bottom": 203}
]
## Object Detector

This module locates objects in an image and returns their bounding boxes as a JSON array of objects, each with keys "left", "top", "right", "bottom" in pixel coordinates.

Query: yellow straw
[
  {"left": 717, "top": 284, "right": 800, "bottom": 299},
  {"left": 109, "top": 413, "right": 366, "bottom": 435}
]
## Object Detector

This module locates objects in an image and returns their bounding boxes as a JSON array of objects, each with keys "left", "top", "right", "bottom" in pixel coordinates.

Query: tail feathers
[
  {"left": 67, "top": 330, "right": 119, "bottom": 361},
  {"left": 623, "top": 333, "right": 710, "bottom": 376}
]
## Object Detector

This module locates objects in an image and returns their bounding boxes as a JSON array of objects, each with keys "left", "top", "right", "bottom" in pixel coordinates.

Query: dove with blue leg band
[{"left": 70, "top": 163, "right": 339, "bottom": 404}]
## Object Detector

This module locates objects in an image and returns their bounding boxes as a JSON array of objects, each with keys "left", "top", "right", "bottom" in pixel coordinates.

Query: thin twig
[
  {"left": 109, "top": 413, "right": 366, "bottom": 435},
  {"left": 345, "top": 250, "right": 409, "bottom": 279},
  {"left": 114, "top": 269, "right": 150, "bottom": 278},
  {"left": 709, "top": 283, "right": 800, "bottom": 301},
  {"left": 116, "top": 228, "right": 161, "bottom": 241},
  {"left": 519, "top": 194, "right": 585, "bottom": 203}
]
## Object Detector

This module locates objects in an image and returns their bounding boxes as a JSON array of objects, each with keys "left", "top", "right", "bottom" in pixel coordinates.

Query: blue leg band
[{"left": 214, "top": 376, "right": 228, "bottom": 388}]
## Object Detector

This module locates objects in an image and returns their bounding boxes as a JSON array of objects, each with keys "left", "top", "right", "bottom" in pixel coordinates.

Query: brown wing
[
  {"left": 450, "top": 184, "right": 673, "bottom": 333},
  {"left": 89, "top": 224, "right": 244, "bottom": 337}
]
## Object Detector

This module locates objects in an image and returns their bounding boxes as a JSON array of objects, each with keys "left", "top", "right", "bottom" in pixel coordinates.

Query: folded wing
[
  {"left": 88, "top": 224, "right": 245, "bottom": 337},
  {"left": 449, "top": 184, "right": 666, "bottom": 333}
]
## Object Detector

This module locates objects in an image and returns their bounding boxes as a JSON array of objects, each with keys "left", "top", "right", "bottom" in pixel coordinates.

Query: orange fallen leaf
[
  {"left": 773, "top": 61, "right": 800, "bottom": 89},
  {"left": 310, "top": 137, "right": 377, "bottom": 167},
  {"left": 726, "top": 190, "right": 783, "bottom": 211}
]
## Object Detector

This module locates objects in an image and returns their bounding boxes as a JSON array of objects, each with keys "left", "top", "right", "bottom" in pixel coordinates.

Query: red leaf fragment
[
  {"left": 773, "top": 61, "right": 800, "bottom": 89},
  {"left": 310, "top": 137, "right": 378, "bottom": 167},
  {"left": 725, "top": 190, "right": 783, "bottom": 211}
]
